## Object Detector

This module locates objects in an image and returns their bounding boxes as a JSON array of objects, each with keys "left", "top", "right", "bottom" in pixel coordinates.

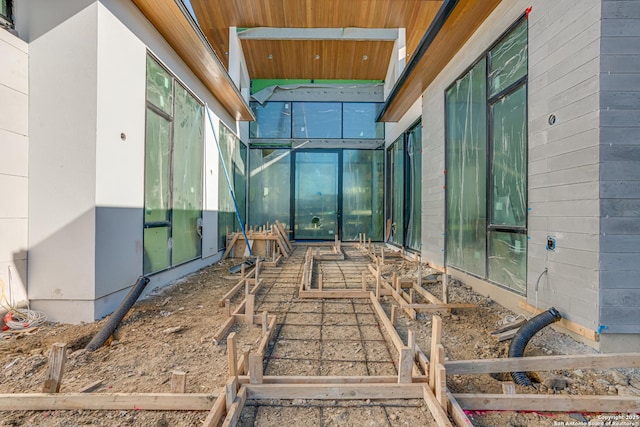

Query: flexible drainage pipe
[
  {"left": 85, "top": 276, "right": 150, "bottom": 352},
  {"left": 508, "top": 307, "right": 562, "bottom": 386}
]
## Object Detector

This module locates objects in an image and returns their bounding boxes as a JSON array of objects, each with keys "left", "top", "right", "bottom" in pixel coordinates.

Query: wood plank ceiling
[{"left": 190, "top": 0, "right": 443, "bottom": 81}]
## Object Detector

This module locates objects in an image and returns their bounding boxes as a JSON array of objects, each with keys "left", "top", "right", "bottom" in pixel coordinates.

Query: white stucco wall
[
  {"left": 20, "top": 0, "right": 235, "bottom": 322},
  {"left": 0, "top": 29, "right": 29, "bottom": 308}
]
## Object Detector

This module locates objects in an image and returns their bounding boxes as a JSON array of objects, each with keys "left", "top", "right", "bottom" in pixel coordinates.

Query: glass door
[{"left": 293, "top": 151, "right": 340, "bottom": 240}]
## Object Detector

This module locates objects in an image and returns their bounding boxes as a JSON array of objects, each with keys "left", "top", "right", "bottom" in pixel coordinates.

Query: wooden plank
[
  {"left": 435, "top": 364, "right": 448, "bottom": 409},
  {"left": 445, "top": 353, "right": 640, "bottom": 375},
  {"left": 299, "top": 290, "right": 371, "bottom": 299},
  {"left": 245, "top": 384, "right": 424, "bottom": 400},
  {"left": 397, "top": 346, "right": 413, "bottom": 384},
  {"left": 401, "top": 303, "right": 478, "bottom": 310},
  {"left": 423, "top": 386, "right": 453, "bottom": 427},
  {"left": 245, "top": 294, "right": 255, "bottom": 324},
  {"left": 237, "top": 375, "right": 429, "bottom": 384},
  {"left": 227, "top": 332, "right": 238, "bottom": 381},
  {"left": 249, "top": 353, "right": 263, "bottom": 384},
  {"left": 225, "top": 377, "right": 237, "bottom": 412},
  {"left": 502, "top": 382, "right": 516, "bottom": 395},
  {"left": 370, "top": 293, "right": 403, "bottom": 351},
  {"left": 221, "top": 386, "right": 247, "bottom": 427},
  {"left": 78, "top": 380, "right": 102, "bottom": 393},
  {"left": 202, "top": 391, "right": 227, "bottom": 427},
  {"left": 429, "top": 316, "right": 442, "bottom": 391},
  {"left": 519, "top": 301, "right": 599, "bottom": 342},
  {"left": 0, "top": 393, "right": 217, "bottom": 411},
  {"left": 446, "top": 392, "right": 474, "bottom": 427},
  {"left": 218, "top": 267, "right": 256, "bottom": 306},
  {"left": 213, "top": 317, "right": 236, "bottom": 345},
  {"left": 221, "top": 234, "right": 239, "bottom": 260},
  {"left": 256, "top": 316, "right": 277, "bottom": 355},
  {"left": 43, "top": 343, "right": 67, "bottom": 393},
  {"left": 170, "top": 371, "right": 187, "bottom": 393},
  {"left": 491, "top": 328, "right": 518, "bottom": 342},
  {"left": 271, "top": 225, "right": 290, "bottom": 258},
  {"left": 490, "top": 318, "right": 526, "bottom": 335},
  {"left": 453, "top": 394, "right": 640, "bottom": 412}
]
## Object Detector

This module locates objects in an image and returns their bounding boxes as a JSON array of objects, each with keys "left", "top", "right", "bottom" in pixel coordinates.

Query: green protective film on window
[
  {"left": 488, "top": 231, "right": 527, "bottom": 294},
  {"left": 248, "top": 148, "right": 291, "bottom": 228},
  {"left": 490, "top": 85, "right": 527, "bottom": 227},
  {"left": 218, "top": 125, "right": 245, "bottom": 249},
  {"left": 249, "top": 102, "right": 292, "bottom": 139},
  {"left": 143, "top": 227, "right": 170, "bottom": 275},
  {"left": 171, "top": 85, "right": 203, "bottom": 265},
  {"left": 235, "top": 143, "right": 247, "bottom": 231},
  {"left": 391, "top": 138, "right": 404, "bottom": 246},
  {"left": 342, "top": 150, "right": 384, "bottom": 241},
  {"left": 146, "top": 56, "right": 172, "bottom": 114},
  {"left": 406, "top": 123, "right": 422, "bottom": 251},
  {"left": 144, "top": 109, "right": 171, "bottom": 224},
  {"left": 489, "top": 20, "right": 527, "bottom": 97},
  {"left": 445, "top": 58, "right": 487, "bottom": 277}
]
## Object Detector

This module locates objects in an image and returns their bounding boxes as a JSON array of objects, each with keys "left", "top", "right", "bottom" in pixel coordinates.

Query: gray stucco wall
[{"left": 599, "top": 0, "right": 640, "bottom": 334}]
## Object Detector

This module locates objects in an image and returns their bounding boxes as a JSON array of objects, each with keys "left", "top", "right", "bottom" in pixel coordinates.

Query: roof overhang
[
  {"left": 379, "top": 0, "right": 503, "bottom": 122},
  {"left": 131, "top": 0, "right": 255, "bottom": 121}
]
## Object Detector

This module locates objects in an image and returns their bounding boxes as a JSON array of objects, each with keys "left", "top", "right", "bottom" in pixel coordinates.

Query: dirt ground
[{"left": 1, "top": 245, "right": 638, "bottom": 427}]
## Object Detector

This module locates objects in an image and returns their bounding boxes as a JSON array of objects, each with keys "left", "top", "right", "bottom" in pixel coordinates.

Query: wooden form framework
[
  {"left": 4, "top": 241, "right": 640, "bottom": 426},
  {"left": 222, "top": 221, "right": 292, "bottom": 261}
]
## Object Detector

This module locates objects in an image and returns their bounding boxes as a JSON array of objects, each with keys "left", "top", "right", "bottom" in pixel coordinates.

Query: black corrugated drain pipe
[
  {"left": 85, "top": 276, "right": 150, "bottom": 352},
  {"left": 508, "top": 307, "right": 562, "bottom": 386}
]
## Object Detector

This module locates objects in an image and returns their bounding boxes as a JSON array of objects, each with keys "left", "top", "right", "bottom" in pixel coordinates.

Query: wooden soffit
[
  {"left": 379, "top": 0, "right": 503, "bottom": 122},
  {"left": 131, "top": 0, "right": 254, "bottom": 121},
  {"left": 190, "top": 0, "right": 443, "bottom": 80}
]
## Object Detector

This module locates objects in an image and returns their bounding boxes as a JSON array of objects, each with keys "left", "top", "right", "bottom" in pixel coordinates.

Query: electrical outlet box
[{"left": 546, "top": 236, "right": 556, "bottom": 251}]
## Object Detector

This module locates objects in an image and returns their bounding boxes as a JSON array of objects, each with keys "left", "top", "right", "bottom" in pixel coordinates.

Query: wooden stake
[
  {"left": 390, "top": 305, "right": 397, "bottom": 326},
  {"left": 262, "top": 311, "right": 268, "bottom": 336},
  {"left": 409, "top": 288, "right": 415, "bottom": 304},
  {"left": 318, "top": 273, "right": 323, "bottom": 291},
  {"left": 376, "top": 272, "right": 381, "bottom": 300},
  {"left": 398, "top": 346, "right": 413, "bottom": 383},
  {"left": 368, "top": 238, "right": 372, "bottom": 254},
  {"left": 381, "top": 247, "right": 385, "bottom": 264},
  {"left": 417, "top": 262, "right": 422, "bottom": 288},
  {"left": 392, "top": 272, "right": 398, "bottom": 292},
  {"left": 249, "top": 352, "right": 263, "bottom": 384},
  {"left": 43, "top": 343, "right": 67, "bottom": 393},
  {"left": 361, "top": 272, "right": 367, "bottom": 291},
  {"left": 227, "top": 332, "right": 238, "bottom": 381},
  {"left": 435, "top": 364, "right": 448, "bottom": 409},
  {"left": 245, "top": 294, "right": 255, "bottom": 325},
  {"left": 442, "top": 274, "right": 449, "bottom": 304},
  {"left": 429, "top": 316, "right": 442, "bottom": 391},
  {"left": 225, "top": 299, "right": 231, "bottom": 318},
  {"left": 170, "top": 371, "right": 187, "bottom": 393},
  {"left": 408, "top": 330, "right": 415, "bottom": 351},
  {"left": 225, "top": 376, "right": 237, "bottom": 412}
]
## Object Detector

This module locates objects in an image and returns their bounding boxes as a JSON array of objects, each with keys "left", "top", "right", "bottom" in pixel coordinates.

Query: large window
[
  {"left": 445, "top": 19, "right": 528, "bottom": 293},
  {"left": 144, "top": 55, "right": 203, "bottom": 274},
  {"left": 387, "top": 121, "right": 422, "bottom": 251},
  {"left": 250, "top": 102, "right": 384, "bottom": 140},
  {"left": 248, "top": 148, "right": 291, "bottom": 228},
  {"left": 218, "top": 125, "right": 247, "bottom": 249},
  {"left": 0, "top": 0, "right": 12, "bottom": 27}
]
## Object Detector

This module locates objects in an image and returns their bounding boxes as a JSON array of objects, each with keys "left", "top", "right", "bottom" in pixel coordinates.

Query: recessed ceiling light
[
  {"left": 314, "top": 54, "right": 320, "bottom": 60},
  {"left": 267, "top": 54, "right": 273, "bottom": 59},
  {"left": 362, "top": 55, "right": 368, "bottom": 60}
]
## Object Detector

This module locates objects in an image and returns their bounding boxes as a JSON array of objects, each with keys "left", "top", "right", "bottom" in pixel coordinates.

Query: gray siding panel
[{"left": 599, "top": 2, "right": 640, "bottom": 335}]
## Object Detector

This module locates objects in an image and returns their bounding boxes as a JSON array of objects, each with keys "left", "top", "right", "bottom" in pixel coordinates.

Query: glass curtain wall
[
  {"left": 144, "top": 55, "right": 203, "bottom": 274},
  {"left": 445, "top": 19, "right": 528, "bottom": 293},
  {"left": 342, "top": 150, "right": 384, "bottom": 241},
  {"left": 445, "top": 59, "right": 487, "bottom": 277},
  {"left": 218, "top": 125, "right": 247, "bottom": 249},
  {"left": 405, "top": 123, "right": 422, "bottom": 251},
  {"left": 389, "top": 137, "right": 405, "bottom": 246},
  {"left": 248, "top": 148, "right": 291, "bottom": 227}
]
